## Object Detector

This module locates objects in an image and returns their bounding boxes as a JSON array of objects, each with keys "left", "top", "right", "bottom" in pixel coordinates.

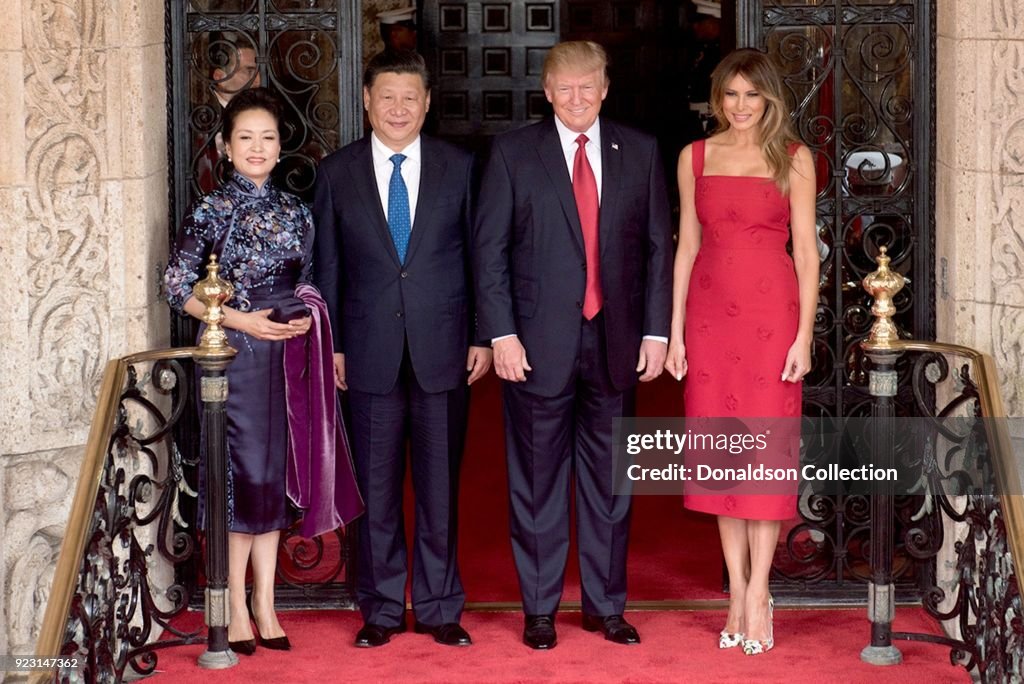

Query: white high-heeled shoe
[
  {"left": 742, "top": 596, "right": 774, "bottom": 655},
  {"left": 719, "top": 629, "right": 745, "bottom": 649}
]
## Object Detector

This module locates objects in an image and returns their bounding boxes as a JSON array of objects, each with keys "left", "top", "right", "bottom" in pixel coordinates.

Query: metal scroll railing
[
  {"left": 32, "top": 259, "right": 243, "bottom": 682},
  {"left": 859, "top": 248, "right": 1023, "bottom": 681}
]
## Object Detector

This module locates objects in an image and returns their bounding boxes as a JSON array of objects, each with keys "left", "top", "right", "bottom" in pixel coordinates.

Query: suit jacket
[
  {"left": 312, "top": 134, "right": 476, "bottom": 395},
  {"left": 473, "top": 117, "right": 673, "bottom": 397}
]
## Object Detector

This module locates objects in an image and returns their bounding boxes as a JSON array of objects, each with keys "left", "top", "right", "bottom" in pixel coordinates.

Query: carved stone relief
[
  {"left": 2, "top": 448, "right": 78, "bottom": 658},
  {"left": 23, "top": 0, "right": 110, "bottom": 438},
  {"left": 988, "top": 41, "right": 1024, "bottom": 414}
]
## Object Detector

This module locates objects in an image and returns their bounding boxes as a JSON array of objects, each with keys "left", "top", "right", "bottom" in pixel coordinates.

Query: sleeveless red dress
[{"left": 682, "top": 139, "right": 800, "bottom": 521}]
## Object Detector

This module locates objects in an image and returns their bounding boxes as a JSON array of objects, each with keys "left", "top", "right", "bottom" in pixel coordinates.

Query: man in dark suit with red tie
[
  {"left": 312, "top": 50, "right": 491, "bottom": 649},
  {"left": 473, "top": 40, "right": 674, "bottom": 649}
]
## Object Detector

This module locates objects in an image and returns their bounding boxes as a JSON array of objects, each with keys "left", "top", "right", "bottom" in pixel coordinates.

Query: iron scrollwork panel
[
  {"left": 744, "top": 0, "right": 934, "bottom": 594},
  {"left": 59, "top": 360, "right": 203, "bottom": 683},
  {"left": 886, "top": 349, "right": 1024, "bottom": 679},
  {"left": 166, "top": 0, "right": 361, "bottom": 610}
]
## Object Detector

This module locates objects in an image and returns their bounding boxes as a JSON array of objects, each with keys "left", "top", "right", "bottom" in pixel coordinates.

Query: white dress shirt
[
  {"left": 371, "top": 132, "right": 421, "bottom": 225},
  {"left": 553, "top": 116, "right": 603, "bottom": 203}
]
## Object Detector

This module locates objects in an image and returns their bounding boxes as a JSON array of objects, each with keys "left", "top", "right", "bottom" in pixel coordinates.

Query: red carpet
[
  {"left": 155, "top": 607, "right": 968, "bottom": 683},
  {"left": 155, "top": 374, "right": 970, "bottom": 681}
]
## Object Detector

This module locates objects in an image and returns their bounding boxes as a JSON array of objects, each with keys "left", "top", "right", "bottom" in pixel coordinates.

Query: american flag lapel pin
[{"left": 611, "top": 142, "right": 619, "bottom": 150}]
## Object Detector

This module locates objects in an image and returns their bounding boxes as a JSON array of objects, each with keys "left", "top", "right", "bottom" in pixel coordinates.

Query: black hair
[
  {"left": 363, "top": 50, "right": 431, "bottom": 90},
  {"left": 222, "top": 87, "right": 284, "bottom": 141}
]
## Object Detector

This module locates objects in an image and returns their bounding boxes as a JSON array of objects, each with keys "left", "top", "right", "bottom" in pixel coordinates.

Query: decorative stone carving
[
  {"left": 994, "top": 305, "right": 1024, "bottom": 411},
  {"left": 22, "top": 0, "right": 111, "bottom": 438},
  {"left": 7, "top": 532, "right": 58, "bottom": 658}
]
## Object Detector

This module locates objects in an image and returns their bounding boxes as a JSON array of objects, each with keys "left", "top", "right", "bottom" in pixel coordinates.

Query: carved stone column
[
  {"left": 935, "top": 0, "right": 1024, "bottom": 638},
  {"left": 0, "top": 0, "right": 169, "bottom": 666}
]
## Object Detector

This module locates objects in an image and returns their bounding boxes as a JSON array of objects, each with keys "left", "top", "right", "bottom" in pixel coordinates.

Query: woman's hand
[
  {"left": 286, "top": 316, "right": 312, "bottom": 336},
  {"left": 781, "top": 337, "right": 812, "bottom": 383},
  {"left": 235, "top": 309, "right": 303, "bottom": 341},
  {"left": 664, "top": 337, "right": 688, "bottom": 381}
]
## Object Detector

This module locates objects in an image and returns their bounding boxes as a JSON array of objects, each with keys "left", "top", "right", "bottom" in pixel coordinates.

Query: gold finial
[
  {"left": 861, "top": 246, "right": 906, "bottom": 350},
  {"left": 193, "top": 254, "right": 238, "bottom": 359}
]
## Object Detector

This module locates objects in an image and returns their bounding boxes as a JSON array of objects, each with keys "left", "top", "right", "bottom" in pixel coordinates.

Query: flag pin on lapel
[{"left": 611, "top": 142, "right": 619, "bottom": 150}]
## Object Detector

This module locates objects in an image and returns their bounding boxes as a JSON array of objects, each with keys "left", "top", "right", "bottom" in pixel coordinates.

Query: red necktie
[{"left": 573, "top": 134, "right": 603, "bottom": 319}]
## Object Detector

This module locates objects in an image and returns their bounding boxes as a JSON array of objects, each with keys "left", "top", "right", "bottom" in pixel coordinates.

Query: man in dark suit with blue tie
[
  {"left": 312, "top": 50, "right": 490, "bottom": 648},
  {"left": 474, "top": 41, "right": 674, "bottom": 649}
]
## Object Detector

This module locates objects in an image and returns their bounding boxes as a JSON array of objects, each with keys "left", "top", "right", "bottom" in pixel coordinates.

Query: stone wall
[
  {"left": 934, "top": 0, "right": 1023, "bottom": 651},
  {"left": 0, "top": 0, "right": 169, "bottom": 665},
  {"left": 936, "top": 0, "right": 1024, "bottom": 410}
]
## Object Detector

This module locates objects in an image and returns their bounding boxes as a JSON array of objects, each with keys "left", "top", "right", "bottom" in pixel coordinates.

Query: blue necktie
[{"left": 387, "top": 153, "right": 411, "bottom": 263}]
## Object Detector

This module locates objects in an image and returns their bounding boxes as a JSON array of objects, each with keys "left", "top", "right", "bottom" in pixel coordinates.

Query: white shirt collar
[
  {"left": 553, "top": 116, "right": 601, "bottom": 154},
  {"left": 370, "top": 132, "right": 421, "bottom": 165}
]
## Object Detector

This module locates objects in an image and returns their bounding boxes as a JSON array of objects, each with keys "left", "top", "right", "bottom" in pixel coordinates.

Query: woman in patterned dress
[{"left": 165, "top": 88, "right": 319, "bottom": 654}]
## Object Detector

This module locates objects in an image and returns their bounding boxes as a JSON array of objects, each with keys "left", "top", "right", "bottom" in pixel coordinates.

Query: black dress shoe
[
  {"left": 414, "top": 621, "right": 472, "bottom": 646},
  {"left": 523, "top": 614, "right": 557, "bottom": 650},
  {"left": 228, "top": 638, "right": 256, "bottom": 656},
  {"left": 581, "top": 614, "right": 641, "bottom": 645},
  {"left": 354, "top": 621, "right": 407, "bottom": 648}
]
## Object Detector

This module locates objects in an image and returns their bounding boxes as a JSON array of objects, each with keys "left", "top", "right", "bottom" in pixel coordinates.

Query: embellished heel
[
  {"left": 742, "top": 596, "right": 774, "bottom": 655},
  {"left": 719, "top": 630, "right": 744, "bottom": 649}
]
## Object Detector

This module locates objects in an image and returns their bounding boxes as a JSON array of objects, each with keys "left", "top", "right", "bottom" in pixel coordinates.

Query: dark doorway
[{"left": 421, "top": 0, "right": 737, "bottom": 175}]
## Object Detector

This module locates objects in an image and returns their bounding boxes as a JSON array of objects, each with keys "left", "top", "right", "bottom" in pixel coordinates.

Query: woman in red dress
[{"left": 665, "top": 48, "right": 819, "bottom": 655}]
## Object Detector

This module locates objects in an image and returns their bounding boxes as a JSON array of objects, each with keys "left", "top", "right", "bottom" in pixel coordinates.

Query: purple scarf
[{"left": 283, "top": 283, "right": 364, "bottom": 538}]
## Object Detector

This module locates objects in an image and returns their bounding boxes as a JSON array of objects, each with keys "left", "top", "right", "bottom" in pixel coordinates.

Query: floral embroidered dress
[{"left": 165, "top": 173, "right": 314, "bottom": 534}]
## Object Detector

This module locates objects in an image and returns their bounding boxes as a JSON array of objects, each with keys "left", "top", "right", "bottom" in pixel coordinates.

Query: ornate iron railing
[
  {"left": 860, "top": 250, "right": 1024, "bottom": 681},
  {"left": 31, "top": 259, "right": 303, "bottom": 682},
  {"left": 32, "top": 350, "right": 207, "bottom": 683}
]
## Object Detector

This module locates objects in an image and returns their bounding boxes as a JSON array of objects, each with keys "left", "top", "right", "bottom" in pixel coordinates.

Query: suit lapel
[
  {"left": 406, "top": 136, "right": 445, "bottom": 265},
  {"left": 598, "top": 118, "right": 621, "bottom": 260},
  {"left": 536, "top": 119, "right": 585, "bottom": 257},
  {"left": 347, "top": 136, "right": 401, "bottom": 266}
]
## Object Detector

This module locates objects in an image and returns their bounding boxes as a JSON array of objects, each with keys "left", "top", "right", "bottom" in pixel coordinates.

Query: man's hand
[
  {"left": 466, "top": 346, "right": 493, "bottom": 385},
  {"left": 636, "top": 338, "right": 667, "bottom": 382},
  {"left": 333, "top": 352, "right": 347, "bottom": 391},
  {"left": 493, "top": 336, "right": 532, "bottom": 382}
]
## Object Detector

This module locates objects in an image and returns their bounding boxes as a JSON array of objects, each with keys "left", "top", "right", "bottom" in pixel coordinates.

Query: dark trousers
[
  {"left": 348, "top": 348, "right": 468, "bottom": 627},
  {"left": 503, "top": 314, "right": 635, "bottom": 616}
]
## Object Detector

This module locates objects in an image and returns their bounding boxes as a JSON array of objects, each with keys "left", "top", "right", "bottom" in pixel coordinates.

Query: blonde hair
[
  {"left": 710, "top": 48, "right": 799, "bottom": 193},
  {"left": 542, "top": 41, "right": 608, "bottom": 86}
]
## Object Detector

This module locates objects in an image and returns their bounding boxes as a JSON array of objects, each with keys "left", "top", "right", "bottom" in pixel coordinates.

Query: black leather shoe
[
  {"left": 581, "top": 614, "right": 641, "bottom": 645},
  {"left": 523, "top": 614, "right": 557, "bottom": 650},
  {"left": 354, "top": 621, "right": 407, "bottom": 648},
  {"left": 414, "top": 621, "right": 472, "bottom": 646},
  {"left": 228, "top": 638, "right": 256, "bottom": 656}
]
